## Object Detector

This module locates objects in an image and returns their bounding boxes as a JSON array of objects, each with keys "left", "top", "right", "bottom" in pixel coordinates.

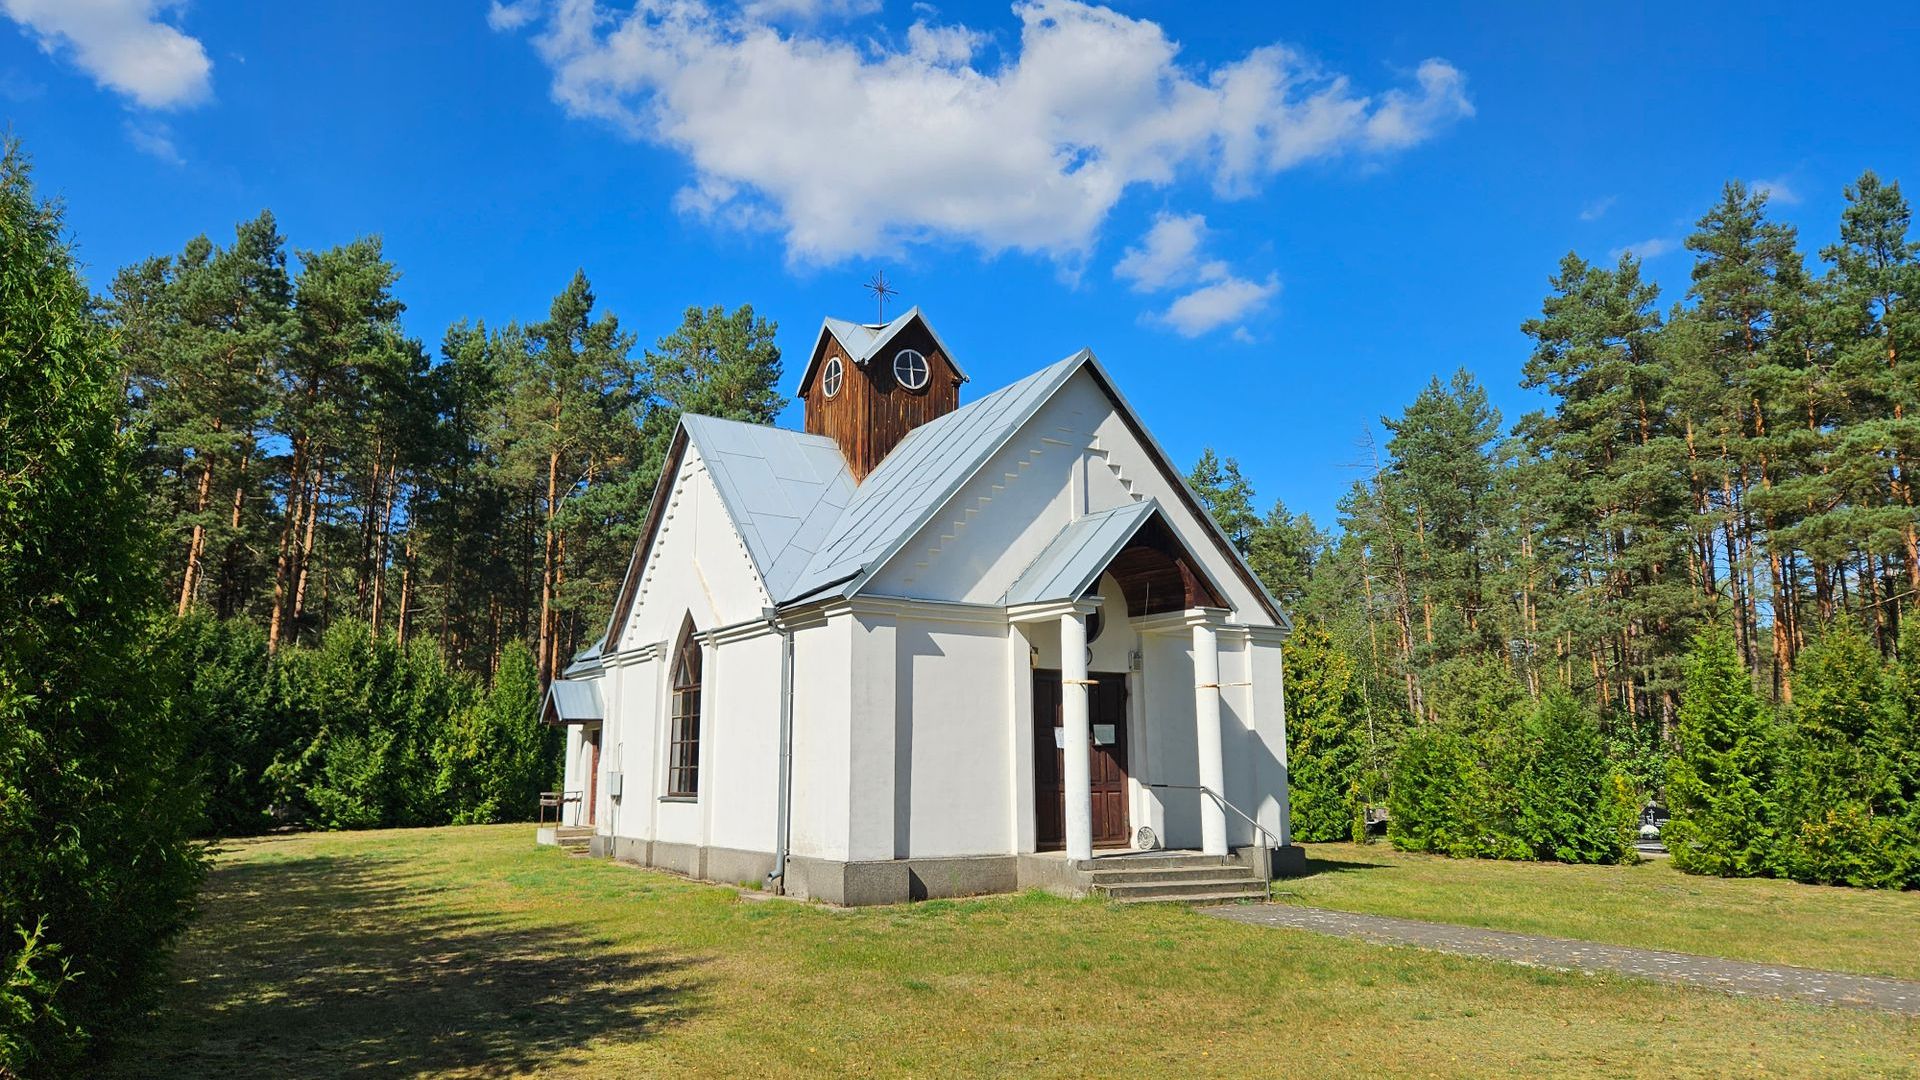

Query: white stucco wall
[
  {"left": 594, "top": 442, "right": 785, "bottom": 851},
  {"left": 893, "top": 612, "right": 1012, "bottom": 859},
  {"left": 788, "top": 614, "right": 854, "bottom": 862}
]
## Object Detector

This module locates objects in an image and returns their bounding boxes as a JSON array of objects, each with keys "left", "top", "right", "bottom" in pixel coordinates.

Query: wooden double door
[{"left": 1033, "top": 670, "right": 1131, "bottom": 850}]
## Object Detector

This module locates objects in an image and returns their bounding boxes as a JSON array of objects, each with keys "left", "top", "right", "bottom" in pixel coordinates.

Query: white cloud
[
  {"left": 744, "top": 0, "right": 883, "bottom": 19},
  {"left": 1157, "top": 273, "right": 1280, "bottom": 337},
  {"left": 0, "top": 0, "right": 210, "bottom": 109},
  {"left": 1579, "top": 195, "right": 1616, "bottom": 221},
  {"left": 1115, "top": 211, "right": 1210, "bottom": 292},
  {"left": 123, "top": 117, "right": 182, "bottom": 163},
  {"left": 1610, "top": 236, "right": 1677, "bottom": 261},
  {"left": 1115, "top": 212, "right": 1276, "bottom": 336},
  {"left": 1752, "top": 176, "right": 1801, "bottom": 206},
  {"left": 505, "top": 0, "right": 1471, "bottom": 263},
  {"left": 487, "top": 0, "right": 542, "bottom": 32}
]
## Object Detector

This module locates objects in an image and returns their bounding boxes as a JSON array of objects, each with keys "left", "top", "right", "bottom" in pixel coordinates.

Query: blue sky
[{"left": 4, "top": 1, "right": 1918, "bottom": 528}]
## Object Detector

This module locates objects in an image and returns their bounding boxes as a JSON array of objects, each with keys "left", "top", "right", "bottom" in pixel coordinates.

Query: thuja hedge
[
  {"left": 1, "top": 140, "right": 204, "bottom": 1076},
  {"left": 1668, "top": 626, "right": 1920, "bottom": 890},
  {"left": 176, "top": 614, "right": 559, "bottom": 837},
  {"left": 1387, "top": 680, "right": 1638, "bottom": 865}
]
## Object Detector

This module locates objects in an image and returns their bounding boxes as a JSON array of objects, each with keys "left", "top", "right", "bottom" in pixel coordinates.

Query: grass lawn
[
  {"left": 105, "top": 826, "right": 1919, "bottom": 1079},
  {"left": 1281, "top": 842, "right": 1920, "bottom": 982}
]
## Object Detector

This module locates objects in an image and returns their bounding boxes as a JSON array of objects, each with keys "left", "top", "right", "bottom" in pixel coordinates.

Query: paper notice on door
[
  {"left": 1093, "top": 724, "right": 1116, "bottom": 746},
  {"left": 1053, "top": 728, "right": 1065, "bottom": 749}
]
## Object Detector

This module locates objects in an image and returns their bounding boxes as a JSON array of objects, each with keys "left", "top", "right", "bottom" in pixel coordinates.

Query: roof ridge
[{"left": 779, "top": 350, "right": 1091, "bottom": 603}]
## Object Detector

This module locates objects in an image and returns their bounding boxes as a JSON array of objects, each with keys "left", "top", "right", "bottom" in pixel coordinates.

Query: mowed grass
[
  {"left": 106, "top": 826, "right": 1918, "bottom": 1079},
  {"left": 1281, "top": 842, "right": 1920, "bottom": 981}
]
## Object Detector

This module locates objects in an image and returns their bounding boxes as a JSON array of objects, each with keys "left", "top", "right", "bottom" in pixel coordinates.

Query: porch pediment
[
  {"left": 1004, "top": 498, "right": 1229, "bottom": 616},
  {"left": 541, "top": 678, "right": 604, "bottom": 726}
]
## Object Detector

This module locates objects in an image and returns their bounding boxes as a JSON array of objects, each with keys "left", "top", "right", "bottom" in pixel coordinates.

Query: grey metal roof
[
  {"left": 561, "top": 635, "right": 606, "bottom": 677},
  {"left": 680, "top": 413, "right": 856, "bottom": 601},
  {"left": 543, "top": 678, "right": 603, "bottom": 724},
  {"left": 817, "top": 306, "right": 969, "bottom": 380},
  {"left": 1004, "top": 499, "right": 1159, "bottom": 606},
  {"left": 782, "top": 351, "right": 1089, "bottom": 603}
]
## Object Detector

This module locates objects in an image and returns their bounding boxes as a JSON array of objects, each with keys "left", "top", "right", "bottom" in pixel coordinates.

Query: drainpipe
[{"left": 766, "top": 607, "right": 796, "bottom": 894}]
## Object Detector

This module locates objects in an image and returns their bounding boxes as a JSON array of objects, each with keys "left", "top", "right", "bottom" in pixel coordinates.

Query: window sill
[{"left": 659, "top": 795, "right": 698, "bottom": 804}]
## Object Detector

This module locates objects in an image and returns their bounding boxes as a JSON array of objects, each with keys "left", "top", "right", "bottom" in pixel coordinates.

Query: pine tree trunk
[
  {"left": 538, "top": 448, "right": 561, "bottom": 682},
  {"left": 396, "top": 537, "right": 414, "bottom": 646},
  {"left": 176, "top": 446, "right": 214, "bottom": 616},
  {"left": 268, "top": 435, "right": 310, "bottom": 651},
  {"left": 291, "top": 471, "right": 323, "bottom": 637}
]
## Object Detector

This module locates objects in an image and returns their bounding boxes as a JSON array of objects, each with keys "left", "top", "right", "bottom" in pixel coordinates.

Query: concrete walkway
[{"left": 1209, "top": 904, "right": 1920, "bottom": 1016}]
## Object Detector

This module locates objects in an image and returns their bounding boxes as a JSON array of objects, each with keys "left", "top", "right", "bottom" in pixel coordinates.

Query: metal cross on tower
[{"left": 863, "top": 271, "right": 898, "bottom": 323}]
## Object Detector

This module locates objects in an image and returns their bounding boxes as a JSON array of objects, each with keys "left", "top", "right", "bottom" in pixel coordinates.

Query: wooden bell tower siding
[{"left": 798, "top": 308, "right": 967, "bottom": 481}]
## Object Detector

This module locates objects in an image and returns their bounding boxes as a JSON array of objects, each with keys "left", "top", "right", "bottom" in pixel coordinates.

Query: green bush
[
  {"left": 267, "top": 620, "right": 480, "bottom": 830},
  {"left": 1282, "top": 623, "right": 1368, "bottom": 843},
  {"left": 1387, "top": 727, "right": 1486, "bottom": 856},
  {"left": 1389, "top": 689, "right": 1633, "bottom": 865},
  {"left": 172, "top": 613, "right": 285, "bottom": 835},
  {"left": 1771, "top": 626, "right": 1917, "bottom": 888},
  {"left": 0, "top": 139, "right": 206, "bottom": 1075},
  {"left": 435, "top": 641, "right": 554, "bottom": 825},
  {"left": 1510, "top": 692, "right": 1636, "bottom": 864},
  {"left": 1665, "top": 627, "right": 1779, "bottom": 877}
]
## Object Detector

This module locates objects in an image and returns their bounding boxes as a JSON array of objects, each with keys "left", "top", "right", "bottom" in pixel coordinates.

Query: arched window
[{"left": 668, "top": 618, "right": 703, "bottom": 797}]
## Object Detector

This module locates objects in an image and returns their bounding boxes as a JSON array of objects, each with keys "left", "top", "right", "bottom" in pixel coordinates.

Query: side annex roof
[{"left": 679, "top": 414, "right": 856, "bottom": 600}]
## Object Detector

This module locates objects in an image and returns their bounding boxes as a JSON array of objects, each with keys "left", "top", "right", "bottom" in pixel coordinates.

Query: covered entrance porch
[{"left": 1008, "top": 500, "right": 1284, "bottom": 879}]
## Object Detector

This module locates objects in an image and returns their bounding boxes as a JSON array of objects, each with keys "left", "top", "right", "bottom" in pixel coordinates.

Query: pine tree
[{"left": 1186, "top": 448, "right": 1259, "bottom": 552}]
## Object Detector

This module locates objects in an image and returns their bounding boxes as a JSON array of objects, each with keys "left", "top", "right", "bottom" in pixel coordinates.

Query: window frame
[
  {"left": 822, "top": 354, "right": 843, "bottom": 398},
  {"left": 892, "top": 348, "right": 929, "bottom": 391},
  {"left": 666, "top": 620, "right": 703, "bottom": 799}
]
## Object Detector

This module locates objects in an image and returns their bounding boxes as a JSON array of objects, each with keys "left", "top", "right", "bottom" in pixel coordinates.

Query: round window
[
  {"left": 1085, "top": 607, "right": 1104, "bottom": 644},
  {"left": 822, "top": 355, "right": 843, "bottom": 398},
  {"left": 893, "top": 348, "right": 929, "bottom": 391}
]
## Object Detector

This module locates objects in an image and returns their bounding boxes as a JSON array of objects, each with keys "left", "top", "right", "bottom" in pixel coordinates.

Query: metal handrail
[{"left": 1144, "top": 782, "right": 1282, "bottom": 901}]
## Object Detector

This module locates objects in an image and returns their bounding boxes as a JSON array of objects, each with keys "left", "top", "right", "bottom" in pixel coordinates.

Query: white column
[
  {"left": 1192, "top": 621, "right": 1227, "bottom": 857},
  {"left": 1060, "top": 611, "right": 1093, "bottom": 863}
]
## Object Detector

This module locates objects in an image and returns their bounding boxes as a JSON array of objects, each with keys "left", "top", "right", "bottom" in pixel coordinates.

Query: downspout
[{"left": 766, "top": 607, "right": 796, "bottom": 894}]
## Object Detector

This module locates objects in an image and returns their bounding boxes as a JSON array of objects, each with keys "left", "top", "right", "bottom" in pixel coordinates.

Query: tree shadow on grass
[
  {"left": 1289, "top": 853, "right": 1394, "bottom": 879},
  {"left": 103, "top": 849, "right": 704, "bottom": 1079}
]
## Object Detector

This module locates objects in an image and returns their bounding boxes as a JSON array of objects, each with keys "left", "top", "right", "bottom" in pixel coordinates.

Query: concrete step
[
  {"left": 1087, "top": 864, "right": 1262, "bottom": 886},
  {"left": 1081, "top": 852, "right": 1236, "bottom": 871},
  {"left": 1093, "top": 875, "right": 1267, "bottom": 903},
  {"left": 1098, "top": 881, "right": 1269, "bottom": 904}
]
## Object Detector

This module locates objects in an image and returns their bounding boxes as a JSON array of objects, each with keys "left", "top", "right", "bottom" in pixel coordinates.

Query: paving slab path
[{"left": 1208, "top": 904, "right": 1920, "bottom": 1016}]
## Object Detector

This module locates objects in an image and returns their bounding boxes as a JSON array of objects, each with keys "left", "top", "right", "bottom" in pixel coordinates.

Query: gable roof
[
  {"left": 781, "top": 352, "right": 1086, "bottom": 603},
  {"left": 797, "top": 306, "right": 969, "bottom": 397},
  {"left": 541, "top": 678, "right": 603, "bottom": 725},
  {"left": 608, "top": 348, "right": 1290, "bottom": 643},
  {"left": 1005, "top": 499, "right": 1161, "bottom": 606},
  {"left": 680, "top": 414, "right": 855, "bottom": 600}
]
